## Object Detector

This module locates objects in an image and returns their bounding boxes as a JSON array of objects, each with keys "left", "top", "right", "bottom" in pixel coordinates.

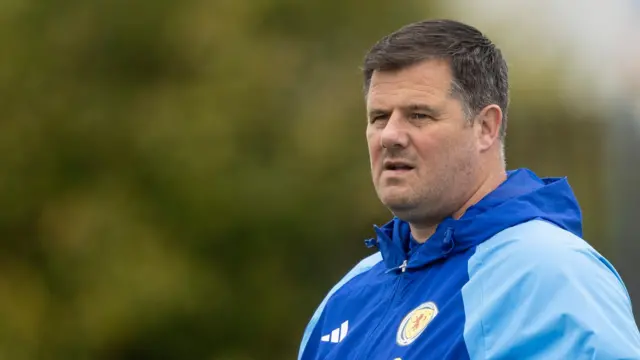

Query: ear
[{"left": 474, "top": 104, "right": 503, "bottom": 152}]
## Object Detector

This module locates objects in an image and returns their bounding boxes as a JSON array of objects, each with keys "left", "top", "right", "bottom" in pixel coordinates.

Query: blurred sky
[{"left": 444, "top": 0, "right": 640, "bottom": 123}]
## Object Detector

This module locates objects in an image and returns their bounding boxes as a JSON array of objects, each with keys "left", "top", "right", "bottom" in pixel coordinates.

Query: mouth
[{"left": 383, "top": 161, "right": 415, "bottom": 172}]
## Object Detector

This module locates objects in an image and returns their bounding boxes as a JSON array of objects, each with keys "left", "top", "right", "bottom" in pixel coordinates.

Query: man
[{"left": 297, "top": 19, "right": 640, "bottom": 359}]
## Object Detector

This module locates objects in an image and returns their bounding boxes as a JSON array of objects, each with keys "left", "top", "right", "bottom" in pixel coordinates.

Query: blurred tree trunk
[{"left": 608, "top": 108, "right": 640, "bottom": 321}]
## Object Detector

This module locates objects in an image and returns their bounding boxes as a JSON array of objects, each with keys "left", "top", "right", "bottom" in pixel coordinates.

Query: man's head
[{"left": 363, "top": 19, "right": 509, "bottom": 234}]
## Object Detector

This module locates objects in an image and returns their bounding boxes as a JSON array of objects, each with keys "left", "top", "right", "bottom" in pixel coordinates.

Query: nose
[{"left": 380, "top": 112, "right": 409, "bottom": 149}]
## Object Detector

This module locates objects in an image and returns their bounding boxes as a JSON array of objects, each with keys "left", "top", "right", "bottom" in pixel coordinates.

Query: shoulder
[
  {"left": 469, "top": 219, "right": 627, "bottom": 295},
  {"left": 304, "top": 251, "right": 383, "bottom": 326},
  {"left": 462, "top": 220, "right": 640, "bottom": 359},
  {"left": 317, "top": 251, "right": 384, "bottom": 308},
  {"left": 343, "top": 252, "right": 384, "bottom": 279},
  {"left": 475, "top": 219, "right": 593, "bottom": 261},
  {"left": 297, "top": 252, "right": 383, "bottom": 359}
]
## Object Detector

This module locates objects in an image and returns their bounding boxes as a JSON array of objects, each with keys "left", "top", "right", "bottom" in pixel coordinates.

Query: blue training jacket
[{"left": 298, "top": 168, "right": 640, "bottom": 360}]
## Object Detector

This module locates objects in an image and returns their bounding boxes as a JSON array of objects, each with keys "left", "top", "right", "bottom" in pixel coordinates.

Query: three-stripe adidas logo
[{"left": 321, "top": 321, "right": 349, "bottom": 343}]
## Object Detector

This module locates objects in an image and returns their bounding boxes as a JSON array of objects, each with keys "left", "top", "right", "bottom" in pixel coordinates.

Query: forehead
[{"left": 366, "top": 59, "right": 454, "bottom": 109}]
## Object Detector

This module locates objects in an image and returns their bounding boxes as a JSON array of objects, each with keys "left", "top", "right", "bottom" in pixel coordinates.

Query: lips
[{"left": 383, "top": 160, "right": 415, "bottom": 171}]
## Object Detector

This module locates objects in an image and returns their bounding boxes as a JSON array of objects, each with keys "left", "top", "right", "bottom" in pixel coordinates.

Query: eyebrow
[
  {"left": 367, "top": 108, "right": 389, "bottom": 119},
  {"left": 402, "top": 104, "right": 441, "bottom": 116},
  {"left": 367, "top": 104, "right": 441, "bottom": 118}
]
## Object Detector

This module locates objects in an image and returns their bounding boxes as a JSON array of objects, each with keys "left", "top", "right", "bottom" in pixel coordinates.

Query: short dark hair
[{"left": 363, "top": 19, "right": 509, "bottom": 139}]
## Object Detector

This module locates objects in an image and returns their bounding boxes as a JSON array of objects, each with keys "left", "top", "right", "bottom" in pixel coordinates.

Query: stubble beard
[{"left": 377, "top": 178, "right": 445, "bottom": 224}]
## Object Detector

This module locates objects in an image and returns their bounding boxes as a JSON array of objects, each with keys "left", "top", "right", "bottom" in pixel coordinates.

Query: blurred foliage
[{"left": 0, "top": 0, "right": 609, "bottom": 359}]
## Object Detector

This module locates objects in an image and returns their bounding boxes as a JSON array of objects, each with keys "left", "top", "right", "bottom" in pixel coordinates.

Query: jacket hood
[{"left": 364, "top": 168, "right": 583, "bottom": 272}]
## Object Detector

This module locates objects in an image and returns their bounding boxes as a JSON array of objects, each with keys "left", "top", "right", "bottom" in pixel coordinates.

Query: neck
[
  {"left": 410, "top": 168, "right": 507, "bottom": 242},
  {"left": 453, "top": 168, "right": 507, "bottom": 220}
]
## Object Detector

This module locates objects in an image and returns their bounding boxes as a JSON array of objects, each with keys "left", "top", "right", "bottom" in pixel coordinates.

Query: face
[{"left": 366, "top": 59, "right": 483, "bottom": 224}]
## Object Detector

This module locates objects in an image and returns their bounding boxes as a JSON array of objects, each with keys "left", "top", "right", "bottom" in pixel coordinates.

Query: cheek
[
  {"left": 412, "top": 134, "right": 440, "bottom": 160},
  {"left": 412, "top": 129, "right": 464, "bottom": 169},
  {"left": 366, "top": 130, "right": 381, "bottom": 162},
  {"left": 368, "top": 147, "right": 382, "bottom": 172},
  {"left": 444, "top": 132, "right": 479, "bottom": 171}
]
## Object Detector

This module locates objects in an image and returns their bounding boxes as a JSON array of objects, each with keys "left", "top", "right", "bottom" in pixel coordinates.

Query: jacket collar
[{"left": 365, "top": 168, "right": 583, "bottom": 272}]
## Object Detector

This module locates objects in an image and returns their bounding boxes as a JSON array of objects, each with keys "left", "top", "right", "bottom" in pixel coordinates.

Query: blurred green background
[{"left": 0, "top": 0, "right": 637, "bottom": 359}]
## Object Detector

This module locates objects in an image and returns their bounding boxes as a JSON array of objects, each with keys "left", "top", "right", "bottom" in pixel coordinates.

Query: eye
[
  {"left": 410, "top": 113, "right": 429, "bottom": 120},
  {"left": 370, "top": 114, "right": 389, "bottom": 123}
]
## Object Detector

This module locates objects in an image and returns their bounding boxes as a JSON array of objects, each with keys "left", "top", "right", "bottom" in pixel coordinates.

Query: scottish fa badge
[{"left": 396, "top": 301, "right": 438, "bottom": 346}]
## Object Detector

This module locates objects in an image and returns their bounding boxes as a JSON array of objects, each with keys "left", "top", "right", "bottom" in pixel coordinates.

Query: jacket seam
[{"left": 477, "top": 248, "right": 489, "bottom": 360}]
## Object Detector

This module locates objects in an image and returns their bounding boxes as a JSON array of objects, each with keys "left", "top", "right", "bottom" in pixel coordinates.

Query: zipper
[
  {"left": 385, "top": 259, "right": 408, "bottom": 274},
  {"left": 400, "top": 260, "right": 408, "bottom": 273},
  {"left": 353, "top": 268, "right": 407, "bottom": 360}
]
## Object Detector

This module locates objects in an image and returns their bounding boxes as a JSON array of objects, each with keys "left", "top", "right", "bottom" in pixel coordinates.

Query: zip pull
[
  {"left": 399, "top": 259, "right": 408, "bottom": 273},
  {"left": 386, "top": 259, "right": 408, "bottom": 274}
]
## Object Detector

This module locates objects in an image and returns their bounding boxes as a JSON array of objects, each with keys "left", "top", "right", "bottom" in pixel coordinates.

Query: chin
[{"left": 379, "top": 193, "right": 417, "bottom": 211}]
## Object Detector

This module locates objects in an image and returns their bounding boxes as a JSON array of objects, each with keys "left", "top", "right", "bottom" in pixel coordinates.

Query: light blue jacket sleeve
[{"left": 462, "top": 220, "right": 640, "bottom": 359}]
